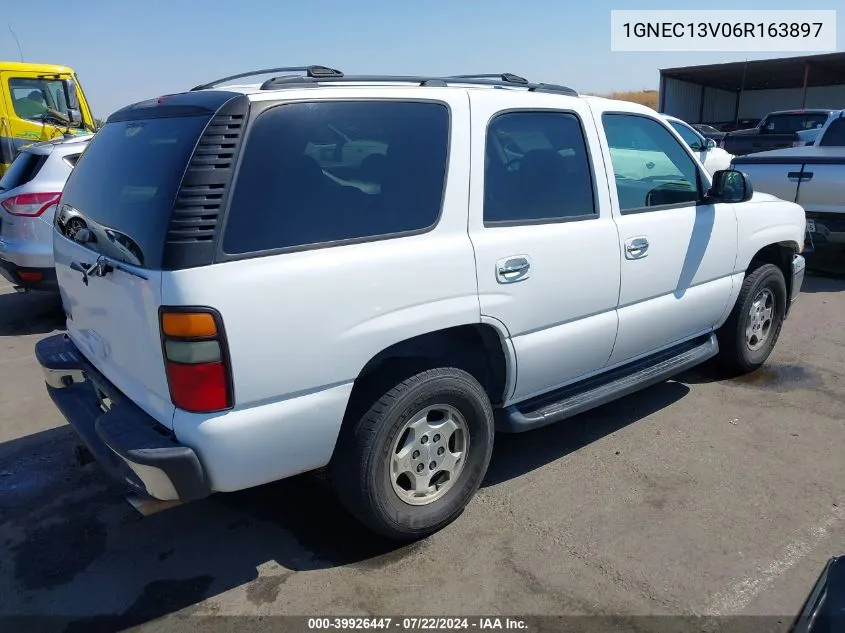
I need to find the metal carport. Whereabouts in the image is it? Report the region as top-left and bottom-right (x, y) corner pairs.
(659, 52), (845, 126)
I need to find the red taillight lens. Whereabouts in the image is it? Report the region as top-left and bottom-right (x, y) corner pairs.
(0, 192), (61, 216)
(166, 361), (228, 412)
(160, 309), (232, 413)
(19, 271), (44, 282)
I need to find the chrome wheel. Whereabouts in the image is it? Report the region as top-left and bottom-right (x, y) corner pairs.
(389, 405), (469, 506)
(746, 287), (775, 351)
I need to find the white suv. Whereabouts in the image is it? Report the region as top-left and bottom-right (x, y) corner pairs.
(36, 67), (806, 540)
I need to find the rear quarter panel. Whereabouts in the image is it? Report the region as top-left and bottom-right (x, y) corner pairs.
(161, 89), (480, 489)
(736, 162), (802, 203)
(796, 164), (845, 215)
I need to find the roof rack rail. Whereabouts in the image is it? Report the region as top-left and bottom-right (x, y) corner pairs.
(448, 73), (529, 85)
(258, 74), (578, 96)
(191, 65), (342, 91)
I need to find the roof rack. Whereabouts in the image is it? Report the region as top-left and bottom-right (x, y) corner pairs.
(448, 73), (529, 85)
(191, 65), (342, 91)
(257, 71), (578, 96)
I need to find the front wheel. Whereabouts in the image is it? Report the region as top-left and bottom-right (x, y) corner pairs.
(330, 367), (494, 541)
(716, 263), (787, 374)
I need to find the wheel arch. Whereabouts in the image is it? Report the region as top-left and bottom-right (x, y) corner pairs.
(342, 323), (513, 426)
(746, 240), (799, 315)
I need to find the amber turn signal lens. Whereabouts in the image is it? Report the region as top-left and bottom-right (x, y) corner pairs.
(161, 312), (218, 338)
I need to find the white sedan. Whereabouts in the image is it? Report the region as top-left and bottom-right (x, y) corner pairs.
(660, 114), (735, 176)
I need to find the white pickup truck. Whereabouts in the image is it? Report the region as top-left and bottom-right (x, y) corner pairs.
(35, 68), (806, 540)
(732, 110), (845, 251)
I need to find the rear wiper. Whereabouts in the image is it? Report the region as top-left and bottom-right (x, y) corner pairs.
(70, 255), (148, 286)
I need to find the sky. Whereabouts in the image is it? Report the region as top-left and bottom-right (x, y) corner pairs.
(2, 0), (842, 118)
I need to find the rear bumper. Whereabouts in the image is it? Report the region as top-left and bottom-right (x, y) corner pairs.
(35, 333), (210, 502)
(805, 214), (845, 248)
(0, 257), (57, 291)
(0, 232), (54, 268)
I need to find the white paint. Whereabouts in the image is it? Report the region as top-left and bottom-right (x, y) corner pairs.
(707, 504), (845, 615)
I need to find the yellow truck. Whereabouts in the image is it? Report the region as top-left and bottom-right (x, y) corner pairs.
(1, 62), (96, 176)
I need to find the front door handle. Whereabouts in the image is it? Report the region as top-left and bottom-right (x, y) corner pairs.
(496, 256), (531, 283)
(625, 237), (649, 259)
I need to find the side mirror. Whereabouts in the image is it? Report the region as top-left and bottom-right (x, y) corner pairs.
(68, 109), (82, 124)
(64, 78), (80, 110)
(707, 169), (754, 203)
(705, 138), (717, 149)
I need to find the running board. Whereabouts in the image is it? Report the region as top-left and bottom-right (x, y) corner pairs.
(496, 333), (718, 433)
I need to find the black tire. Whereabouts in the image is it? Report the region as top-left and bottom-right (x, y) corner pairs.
(330, 367), (494, 541)
(716, 263), (787, 374)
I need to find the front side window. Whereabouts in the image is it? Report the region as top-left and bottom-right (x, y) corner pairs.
(8, 78), (72, 123)
(483, 111), (596, 224)
(222, 101), (449, 255)
(602, 114), (701, 213)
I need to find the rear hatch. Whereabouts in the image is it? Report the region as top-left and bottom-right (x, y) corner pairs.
(54, 110), (216, 427)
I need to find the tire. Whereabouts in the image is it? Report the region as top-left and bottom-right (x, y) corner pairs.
(716, 263), (787, 374)
(330, 367), (494, 541)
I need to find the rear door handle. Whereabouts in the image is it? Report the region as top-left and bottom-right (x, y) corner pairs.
(625, 237), (649, 259)
(496, 256), (531, 283)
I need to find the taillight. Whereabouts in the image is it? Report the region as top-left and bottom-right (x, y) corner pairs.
(0, 192), (61, 216)
(160, 309), (232, 413)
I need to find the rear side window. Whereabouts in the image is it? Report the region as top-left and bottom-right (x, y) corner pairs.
(484, 111), (596, 225)
(64, 153), (82, 167)
(0, 151), (47, 191)
(57, 115), (211, 268)
(222, 101), (449, 255)
(819, 118), (845, 146)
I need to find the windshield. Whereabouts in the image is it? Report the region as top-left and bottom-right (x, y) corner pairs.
(694, 124), (719, 134)
(8, 77), (74, 125)
(669, 121), (705, 149)
(762, 113), (830, 134)
(819, 118), (845, 146)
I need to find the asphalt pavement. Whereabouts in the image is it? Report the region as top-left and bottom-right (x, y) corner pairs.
(1, 273), (843, 632)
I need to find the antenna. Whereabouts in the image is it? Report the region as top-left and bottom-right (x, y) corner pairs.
(8, 24), (23, 62)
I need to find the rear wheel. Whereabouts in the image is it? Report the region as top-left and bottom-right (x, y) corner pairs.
(330, 367), (494, 541)
(716, 263), (787, 374)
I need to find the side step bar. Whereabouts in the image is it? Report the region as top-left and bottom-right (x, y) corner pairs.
(496, 333), (718, 433)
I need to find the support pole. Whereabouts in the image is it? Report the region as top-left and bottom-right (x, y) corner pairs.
(801, 63), (810, 109)
(734, 59), (748, 128)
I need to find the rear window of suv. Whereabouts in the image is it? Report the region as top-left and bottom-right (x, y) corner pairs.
(762, 113), (830, 133)
(221, 101), (449, 256)
(0, 151), (47, 192)
(57, 115), (211, 268)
